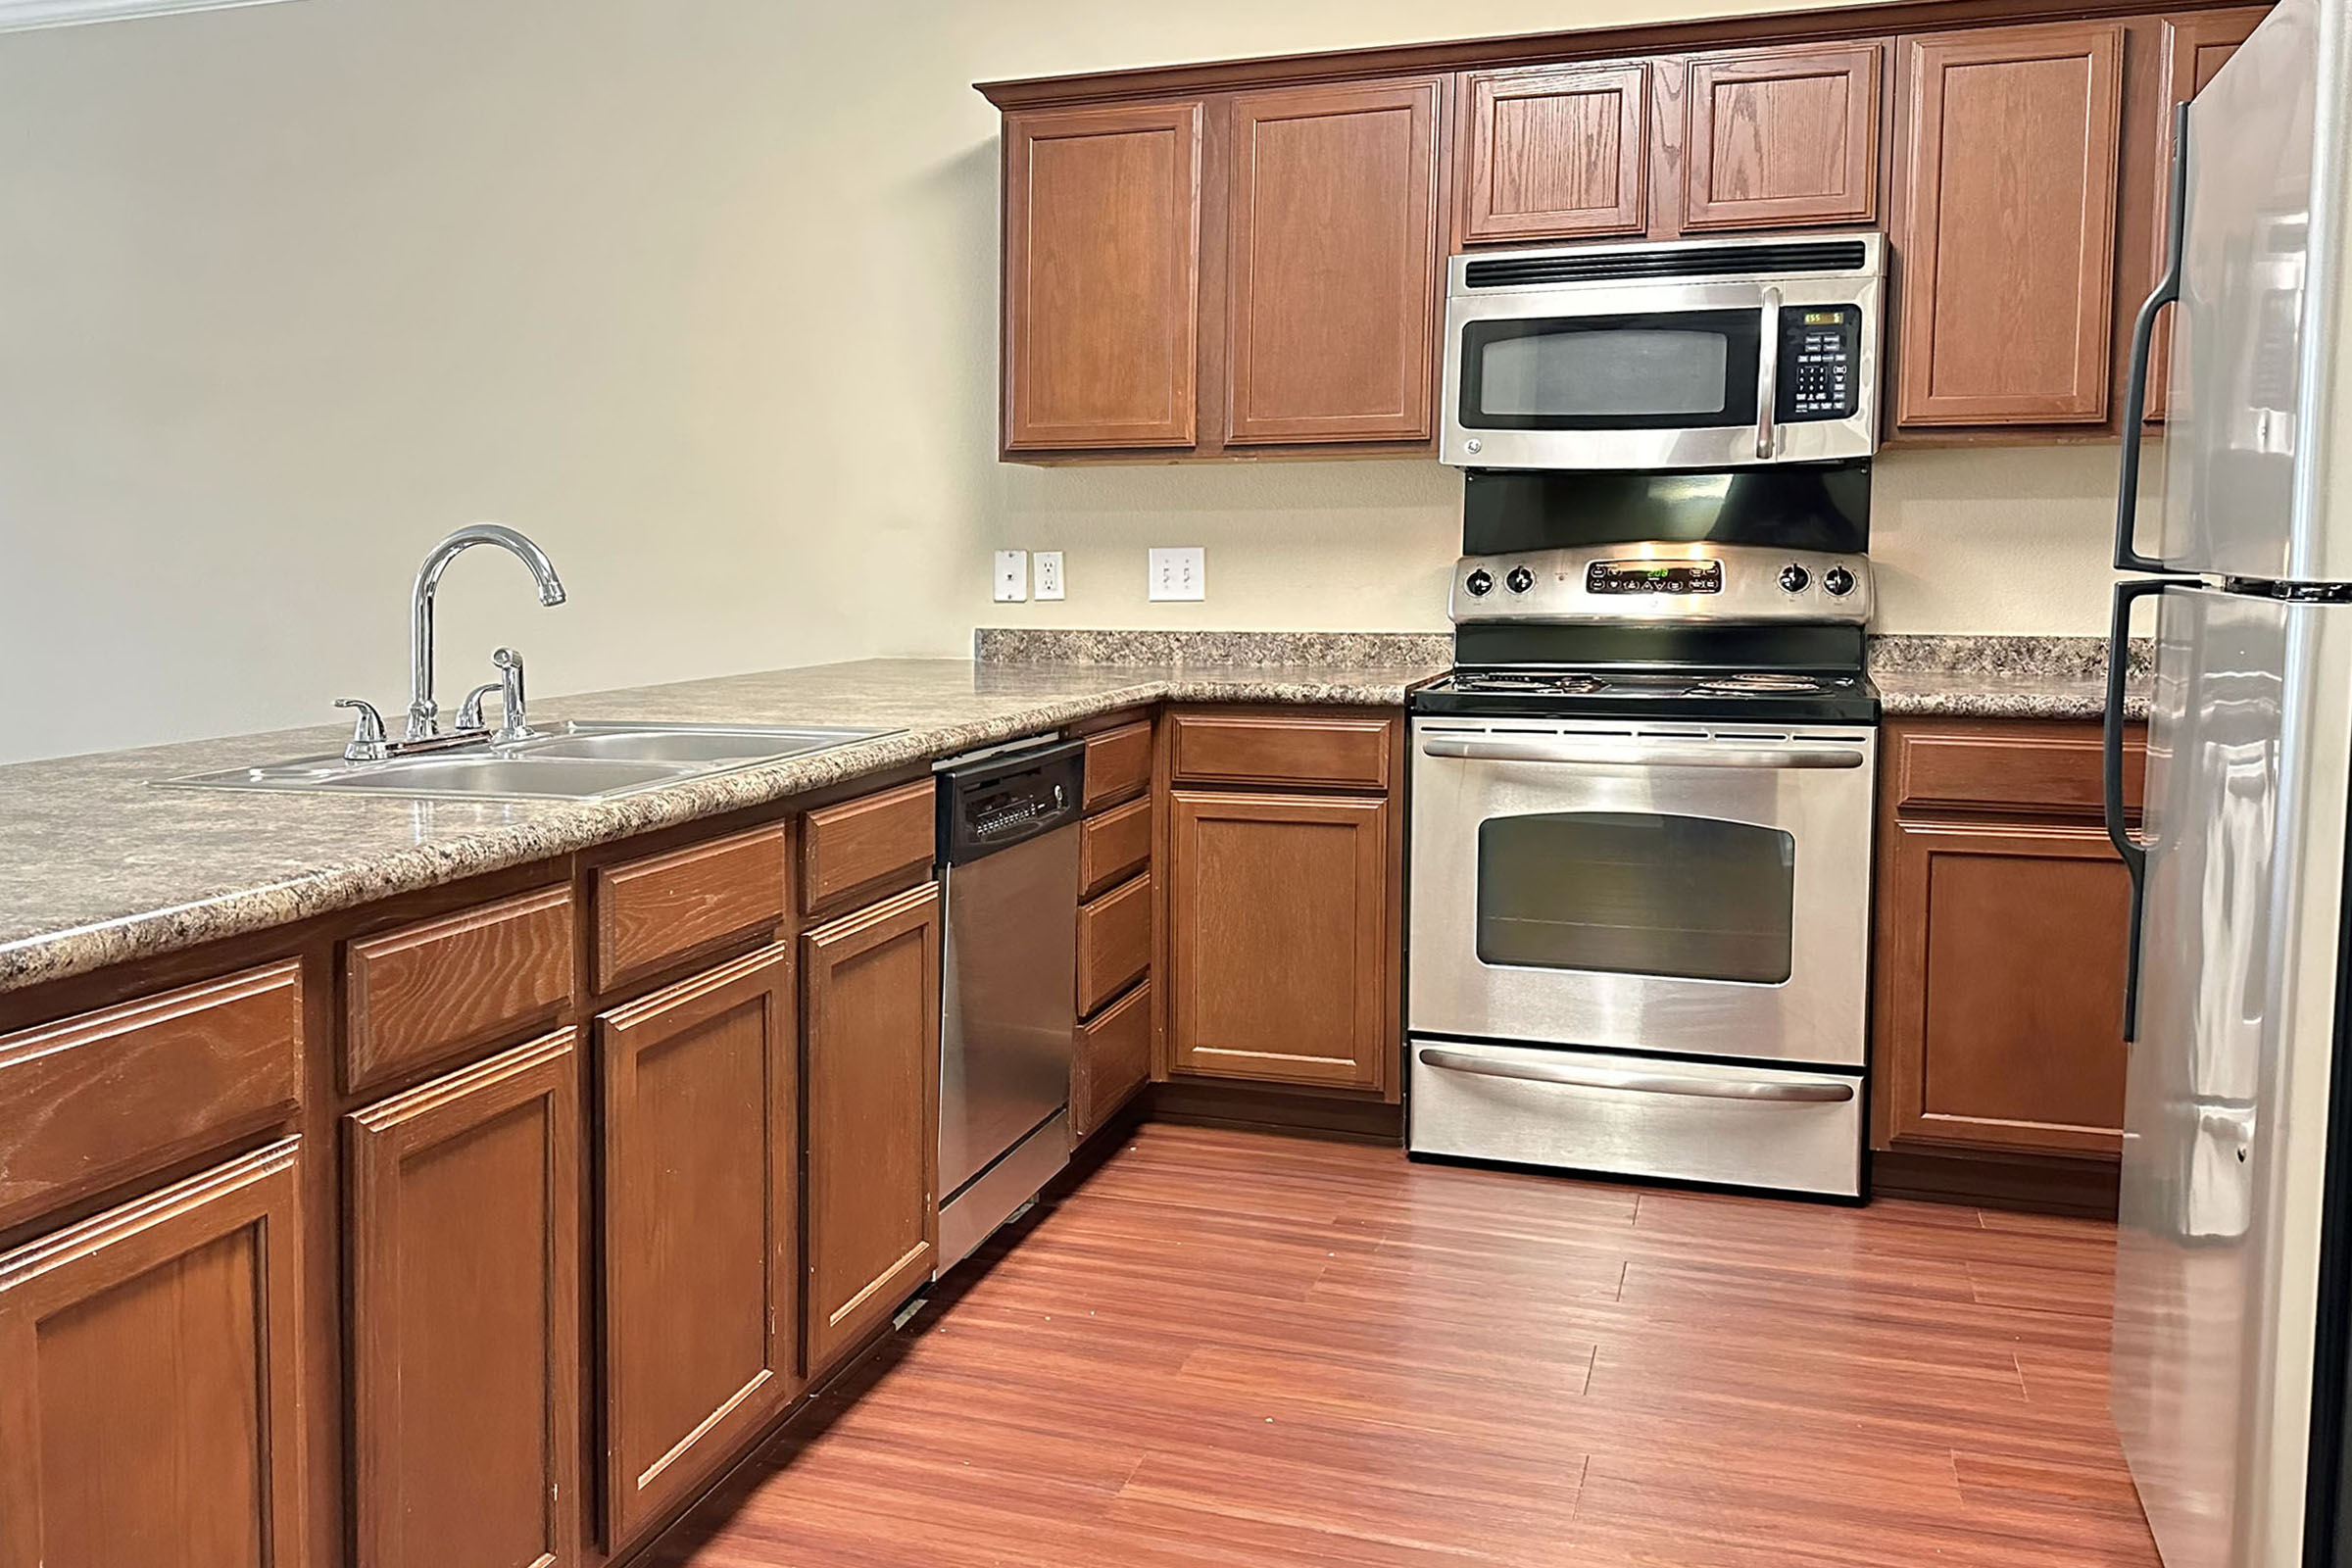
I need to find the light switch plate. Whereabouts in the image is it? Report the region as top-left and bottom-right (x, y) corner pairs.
(994, 550), (1028, 603)
(1033, 551), (1065, 601)
(1148, 546), (1205, 602)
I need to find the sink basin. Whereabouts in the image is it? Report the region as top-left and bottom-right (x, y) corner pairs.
(161, 721), (901, 802)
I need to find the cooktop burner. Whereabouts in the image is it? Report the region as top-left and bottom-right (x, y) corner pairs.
(1414, 665), (1878, 724)
(1446, 671), (1608, 696)
(1694, 672), (1826, 694)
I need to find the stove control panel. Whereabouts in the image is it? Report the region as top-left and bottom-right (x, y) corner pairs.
(1452, 543), (1872, 625)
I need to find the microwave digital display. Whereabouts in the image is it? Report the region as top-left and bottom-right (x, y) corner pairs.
(1586, 560), (1725, 595)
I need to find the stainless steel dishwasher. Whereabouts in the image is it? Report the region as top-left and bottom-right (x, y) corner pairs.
(935, 737), (1084, 1272)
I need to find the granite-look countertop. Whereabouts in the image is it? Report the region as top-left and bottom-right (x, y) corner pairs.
(1867, 635), (2151, 722)
(0, 656), (1444, 999)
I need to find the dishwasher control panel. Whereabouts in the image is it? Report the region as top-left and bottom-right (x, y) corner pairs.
(938, 739), (1086, 864)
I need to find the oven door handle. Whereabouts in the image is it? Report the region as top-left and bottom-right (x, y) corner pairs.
(1418, 736), (1866, 769)
(1416, 1048), (1855, 1104)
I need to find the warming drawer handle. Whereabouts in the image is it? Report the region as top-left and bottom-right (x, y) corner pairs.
(1419, 736), (1865, 770)
(1417, 1048), (1855, 1104)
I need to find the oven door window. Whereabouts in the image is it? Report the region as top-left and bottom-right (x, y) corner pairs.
(1475, 811), (1794, 984)
(1458, 310), (1762, 431)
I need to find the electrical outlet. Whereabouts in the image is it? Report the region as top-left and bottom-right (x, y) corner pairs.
(1147, 546), (1205, 602)
(1033, 551), (1065, 601)
(994, 550), (1028, 603)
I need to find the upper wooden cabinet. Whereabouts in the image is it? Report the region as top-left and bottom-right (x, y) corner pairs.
(1455, 62), (1648, 244)
(2146, 7), (2268, 422)
(0, 1140), (306, 1568)
(1680, 43), (1884, 231)
(1225, 79), (1445, 444)
(1003, 102), (1202, 451)
(1892, 23), (2126, 426)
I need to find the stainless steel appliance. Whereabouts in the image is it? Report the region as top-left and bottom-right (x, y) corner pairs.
(1441, 232), (1884, 471)
(935, 738), (1083, 1272)
(2103, 2), (2352, 1560)
(1406, 466), (1878, 1199)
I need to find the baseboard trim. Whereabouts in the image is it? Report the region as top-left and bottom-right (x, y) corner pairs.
(1872, 1147), (2120, 1219)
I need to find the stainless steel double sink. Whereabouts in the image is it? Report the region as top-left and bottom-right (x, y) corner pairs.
(164, 720), (903, 802)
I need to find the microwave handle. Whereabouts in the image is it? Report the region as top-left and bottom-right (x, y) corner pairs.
(1754, 286), (1782, 460)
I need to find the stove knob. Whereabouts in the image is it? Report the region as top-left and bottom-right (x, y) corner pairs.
(1465, 568), (1494, 597)
(1778, 564), (1811, 594)
(1824, 566), (1857, 597)
(1505, 566), (1536, 594)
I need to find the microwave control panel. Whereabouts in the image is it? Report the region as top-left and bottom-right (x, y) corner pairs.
(1779, 306), (1862, 421)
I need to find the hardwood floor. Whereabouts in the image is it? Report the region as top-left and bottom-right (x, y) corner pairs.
(653, 1124), (2154, 1567)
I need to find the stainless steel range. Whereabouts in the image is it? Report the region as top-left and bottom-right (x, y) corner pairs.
(1405, 466), (1880, 1199)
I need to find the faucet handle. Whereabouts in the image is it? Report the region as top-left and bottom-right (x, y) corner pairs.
(335, 699), (390, 762)
(491, 648), (532, 744)
(454, 682), (500, 735)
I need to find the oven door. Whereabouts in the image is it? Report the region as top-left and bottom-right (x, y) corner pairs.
(1440, 276), (1881, 470)
(1407, 716), (1875, 1066)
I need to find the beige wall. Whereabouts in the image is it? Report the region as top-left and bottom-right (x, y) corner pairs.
(0, 0), (2122, 764)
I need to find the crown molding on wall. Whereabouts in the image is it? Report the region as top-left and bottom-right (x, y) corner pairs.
(0, 0), (298, 31)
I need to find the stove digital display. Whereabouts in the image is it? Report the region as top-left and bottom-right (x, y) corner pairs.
(1585, 559), (1724, 595)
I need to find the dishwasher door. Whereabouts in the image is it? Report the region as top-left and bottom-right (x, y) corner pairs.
(937, 739), (1084, 1271)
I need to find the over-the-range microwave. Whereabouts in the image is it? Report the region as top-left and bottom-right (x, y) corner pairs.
(1440, 232), (1885, 470)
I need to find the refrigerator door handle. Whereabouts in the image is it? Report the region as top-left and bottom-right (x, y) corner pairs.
(2105, 575), (2190, 1043)
(2115, 102), (2191, 572)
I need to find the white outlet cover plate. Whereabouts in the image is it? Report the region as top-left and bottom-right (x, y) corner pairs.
(994, 550), (1028, 603)
(1148, 546), (1205, 602)
(1033, 551), (1065, 601)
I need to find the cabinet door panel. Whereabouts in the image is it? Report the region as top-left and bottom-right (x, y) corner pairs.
(1876, 822), (2130, 1156)
(803, 883), (940, 1375)
(1683, 44), (1881, 231)
(350, 1032), (581, 1568)
(1168, 791), (1389, 1089)
(1457, 63), (1647, 242)
(1894, 23), (2124, 425)
(599, 946), (797, 1549)
(1004, 102), (1201, 450)
(2146, 8), (2268, 423)
(1226, 79), (1443, 444)
(0, 1139), (304, 1568)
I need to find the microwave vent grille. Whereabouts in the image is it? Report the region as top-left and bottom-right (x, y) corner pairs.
(1462, 239), (1871, 290)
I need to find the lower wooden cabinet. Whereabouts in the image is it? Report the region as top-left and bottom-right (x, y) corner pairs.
(803, 882), (941, 1375)
(347, 1031), (581, 1568)
(0, 1138), (306, 1568)
(1166, 790), (1392, 1090)
(598, 945), (798, 1549)
(1073, 979), (1152, 1139)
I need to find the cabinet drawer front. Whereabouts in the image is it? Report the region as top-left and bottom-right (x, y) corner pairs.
(1083, 721), (1153, 811)
(1072, 980), (1152, 1140)
(596, 823), (789, 991)
(1078, 871), (1152, 1017)
(1080, 795), (1152, 899)
(0, 961), (304, 1235)
(1890, 724), (2144, 817)
(803, 780), (936, 915)
(1170, 711), (1394, 791)
(345, 886), (576, 1096)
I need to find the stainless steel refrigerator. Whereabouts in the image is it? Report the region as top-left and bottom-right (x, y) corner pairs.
(2106, 2), (2352, 1563)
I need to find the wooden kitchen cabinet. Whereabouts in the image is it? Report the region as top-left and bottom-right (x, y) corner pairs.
(1679, 43), (1883, 231)
(598, 945), (798, 1548)
(0, 1138), (305, 1568)
(1167, 790), (1392, 1091)
(1226, 78), (1445, 444)
(803, 882), (940, 1376)
(1002, 101), (1202, 451)
(348, 1032), (581, 1568)
(1892, 22), (2125, 426)
(1872, 718), (2147, 1212)
(1454, 61), (1648, 244)
(2146, 7), (2269, 422)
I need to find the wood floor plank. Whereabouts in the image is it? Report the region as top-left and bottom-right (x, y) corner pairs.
(657, 1125), (2158, 1568)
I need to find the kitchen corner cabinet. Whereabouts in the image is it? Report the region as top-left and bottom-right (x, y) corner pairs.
(0, 1138), (306, 1568)
(1003, 102), (1202, 451)
(803, 881), (940, 1376)
(348, 1032), (581, 1568)
(1891, 23), (2125, 427)
(598, 945), (798, 1549)
(1872, 720), (2147, 1195)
